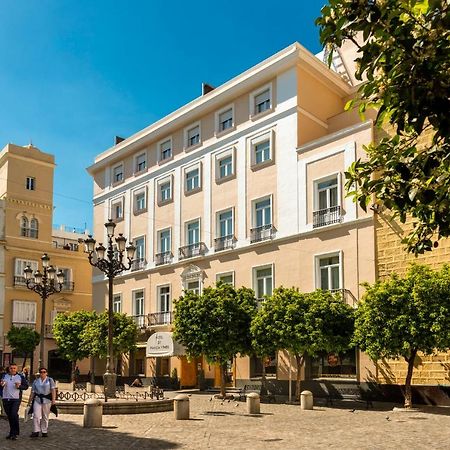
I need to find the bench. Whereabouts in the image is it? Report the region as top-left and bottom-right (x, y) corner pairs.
(322, 385), (374, 409)
(238, 384), (276, 403)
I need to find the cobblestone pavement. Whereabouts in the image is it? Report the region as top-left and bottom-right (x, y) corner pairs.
(0, 394), (449, 449)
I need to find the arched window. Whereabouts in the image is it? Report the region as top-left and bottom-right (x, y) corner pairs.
(30, 218), (39, 239)
(20, 217), (29, 237)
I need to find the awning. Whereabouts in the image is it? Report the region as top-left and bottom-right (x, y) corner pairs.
(146, 332), (186, 357)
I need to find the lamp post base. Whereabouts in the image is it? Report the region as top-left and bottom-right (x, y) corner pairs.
(103, 372), (117, 401)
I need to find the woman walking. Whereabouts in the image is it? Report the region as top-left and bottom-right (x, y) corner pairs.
(30, 367), (56, 438)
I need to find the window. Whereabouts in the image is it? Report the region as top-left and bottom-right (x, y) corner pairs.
(216, 272), (234, 286)
(187, 220), (200, 245)
(113, 294), (122, 313)
(20, 217), (28, 237)
(317, 177), (339, 210)
(254, 88), (271, 115)
(112, 200), (123, 221)
(14, 258), (38, 285)
(159, 229), (171, 253)
(59, 268), (71, 282)
(133, 290), (145, 327)
(254, 266), (273, 299)
(159, 139), (172, 161)
(160, 181), (171, 203)
(317, 254), (341, 291)
(218, 108), (233, 133)
(112, 164), (124, 183)
(12, 300), (36, 325)
(251, 131), (274, 167)
(310, 349), (356, 379)
(134, 237), (145, 261)
(26, 177), (35, 191)
(29, 219), (38, 238)
(255, 198), (271, 228)
(219, 156), (233, 179)
(134, 190), (146, 213)
(186, 280), (201, 295)
(250, 353), (277, 378)
(313, 176), (341, 228)
(21, 217), (38, 239)
(185, 168), (200, 192)
(186, 125), (200, 148)
(218, 210), (233, 238)
(135, 153), (147, 173)
(255, 140), (270, 165)
(158, 286), (171, 312)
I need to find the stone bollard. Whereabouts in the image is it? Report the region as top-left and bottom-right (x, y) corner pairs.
(86, 382), (95, 393)
(174, 394), (190, 420)
(246, 392), (260, 415)
(300, 390), (313, 410)
(83, 398), (103, 428)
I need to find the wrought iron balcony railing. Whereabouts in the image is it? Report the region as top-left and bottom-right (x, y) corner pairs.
(155, 251), (173, 266)
(131, 258), (146, 271)
(149, 311), (173, 326)
(61, 281), (75, 292)
(250, 224), (275, 243)
(178, 242), (207, 260)
(13, 276), (27, 286)
(132, 315), (148, 328)
(12, 322), (36, 330)
(330, 288), (358, 307)
(214, 235), (235, 252)
(312, 205), (342, 228)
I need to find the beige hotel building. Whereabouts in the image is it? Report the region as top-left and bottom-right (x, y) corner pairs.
(88, 41), (377, 393)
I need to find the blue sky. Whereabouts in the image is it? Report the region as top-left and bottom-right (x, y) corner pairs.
(0, 0), (326, 231)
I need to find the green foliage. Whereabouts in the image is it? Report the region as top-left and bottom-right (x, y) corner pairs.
(317, 1), (450, 254)
(7, 326), (40, 357)
(81, 311), (138, 358)
(251, 287), (354, 358)
(173, 283), (257, 366)
(52, 310), (96, 364)
(355, 264), (450, 360)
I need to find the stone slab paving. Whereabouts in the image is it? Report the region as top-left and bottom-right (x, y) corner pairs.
(0, 394), (449, 449)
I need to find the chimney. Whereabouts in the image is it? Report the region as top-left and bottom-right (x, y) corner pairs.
(202, 83), (215, 96)
(114, 136), (125, 145)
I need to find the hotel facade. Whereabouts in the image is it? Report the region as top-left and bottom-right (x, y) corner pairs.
(88, 42), (378, 392)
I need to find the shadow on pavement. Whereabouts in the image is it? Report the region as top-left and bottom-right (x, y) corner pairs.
(0, 416), (181, 450)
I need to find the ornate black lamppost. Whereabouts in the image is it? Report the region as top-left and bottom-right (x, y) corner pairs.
(24, 254), (64, 371)
(84, 219), (135, 399)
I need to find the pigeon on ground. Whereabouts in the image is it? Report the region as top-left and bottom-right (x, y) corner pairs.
(386, 416), (391, 421)
(235, 403), (239, 407)
(349, 409), (356, 413)
(209, 397), (213, 402)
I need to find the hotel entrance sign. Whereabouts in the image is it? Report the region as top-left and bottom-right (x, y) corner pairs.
(146, 332), (174, 357)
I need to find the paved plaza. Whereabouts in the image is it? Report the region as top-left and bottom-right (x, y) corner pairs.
(0, 394), (449, 449)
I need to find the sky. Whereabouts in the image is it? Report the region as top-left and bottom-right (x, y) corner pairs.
(0, 0), (326, 232)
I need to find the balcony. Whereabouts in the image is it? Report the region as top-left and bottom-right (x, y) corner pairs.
(13, 276), (27, 287)
(330, 288), (358, 307)
(52, 241), (79, 252)
(313, 206), (342, 228)
(214, 235), (235, 252)
(250, 225), (275, 243)
(61, 281), (75, 292)
(155, 251), (173, 266)
(13, 277), (74, 291)
(178, 242), (207, 260)
(12, 322), (35, 330)
(131, 258), (146, 271)
(149, 311), (173, 327)
(132, 315), (148, 328)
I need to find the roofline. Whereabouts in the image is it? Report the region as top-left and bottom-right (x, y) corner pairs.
(87, 42), (352, 175)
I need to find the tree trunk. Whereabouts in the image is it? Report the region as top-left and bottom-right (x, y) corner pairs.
(220, 362), (227, 399)
(260, 358), (268, 396)
(71, 360), (77, 383)
(294, 353), (304, 402)
(404, 348), (417, 409)
(22, 353), (28, 372)
(90, 357), (95, 384)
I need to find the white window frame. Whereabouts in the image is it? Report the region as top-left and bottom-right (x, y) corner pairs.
(184, 121), (202, 150)
(157, 174), (173, 204)
(113, 293), (122, 313)
(15, 259), (38, 277)
(250, 130), (275, 168)
(252, 195), (273, 228)
(313, 173), (342, 211)
(249, 83), (273, 118)
(157, 228), (172, 254)
(12, 300), (37, 325)
(184, 162), (202, 194)
(314, 251), (343, 291)
(133, 187), (147, 214)
(26, 177), (35, 191)
(215, 104), (235, 135)
(111, 197), (124, 221)
(158, 137), (173, 163)
(157, 284), (171, 313)
(216, 207), (234, 238)
(216, 271), (235, 287)
(185, 218), (201, 246)
(134, 152), (147, 174)
(185, 279), (201, 295)
(252, 264), (274, 299)
(215, 147), (235, 182)
(57, 267), (72, 283)
(133, 235), (146, 261)
(132, 289), (145, 326)
(112, 162), (124, 185)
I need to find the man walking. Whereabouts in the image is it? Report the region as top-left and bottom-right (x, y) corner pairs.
(1, 364), (22, 440)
